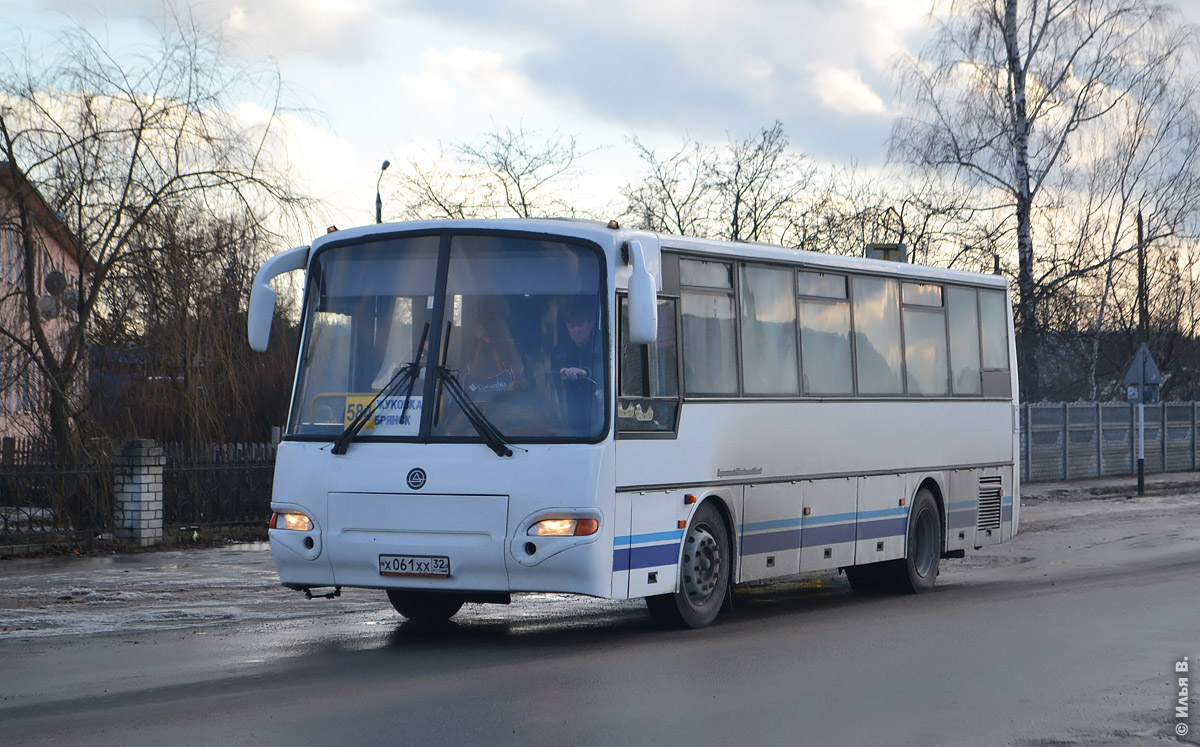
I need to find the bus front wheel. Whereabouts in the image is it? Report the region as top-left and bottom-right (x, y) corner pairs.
(645, 501), (730, 629)
(385, 590), (464, 623)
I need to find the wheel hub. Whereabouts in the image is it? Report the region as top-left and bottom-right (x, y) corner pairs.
(682, 525), (721, 605)
(912, 507), (937, 578)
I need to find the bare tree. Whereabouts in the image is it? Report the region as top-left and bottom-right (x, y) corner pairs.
(0, 15), (308, 457)
(623, 137), (716, 236)
(391, 146), (473, 221)
(712, 122), (813, 243)
(90, 210), (298, 450)
(390, 125), (590, 221)
(782, 166), (989, 267)
(622, 122), (812, 245)
(458, 125), (586, 218)
(891, 0), (1190, 399)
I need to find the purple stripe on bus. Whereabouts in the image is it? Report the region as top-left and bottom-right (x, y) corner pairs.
(613, 548), (630, 572)
(613, 542), (679, 572)
(947, 509), (976, 529)
(855, 516), (908, 540)
(800, 522), (856, 547)
(740, 529), (801, 556)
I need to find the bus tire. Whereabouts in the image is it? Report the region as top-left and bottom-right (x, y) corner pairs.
(893, 487), (941, 593)
(645, 501), (730, 629)
(385, 590), (464, 623)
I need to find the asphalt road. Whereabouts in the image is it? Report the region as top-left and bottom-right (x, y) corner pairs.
(2, 482), (1198, 746)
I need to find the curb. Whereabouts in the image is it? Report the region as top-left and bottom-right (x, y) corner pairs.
(1022, 474), (1200, 501)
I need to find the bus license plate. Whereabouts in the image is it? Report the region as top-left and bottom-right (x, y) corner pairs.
(379, 554), (450, 577)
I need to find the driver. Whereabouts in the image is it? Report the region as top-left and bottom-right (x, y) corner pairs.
(553, 299), (604, 433)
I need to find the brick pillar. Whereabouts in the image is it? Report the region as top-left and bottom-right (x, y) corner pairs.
(113, 439), (164, 547)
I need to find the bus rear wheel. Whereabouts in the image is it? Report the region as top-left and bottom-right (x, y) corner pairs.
(385, 590), (464, 623)
(895, 487), (941, 593)
(845, 488), (941, 595)
(645, 501), (730, 629)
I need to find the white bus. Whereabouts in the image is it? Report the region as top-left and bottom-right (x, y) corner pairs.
(248, 218), (1018, 628)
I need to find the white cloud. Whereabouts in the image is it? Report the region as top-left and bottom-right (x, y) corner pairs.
(807, 64), (888, 116)
(15, 0), (945, 229)
(397, 47), (535, 115)
(229, 100), (366, 235)
(214, 0), (381, 62)
(396, 0), (930, 159)
(32, 0), (384, 63)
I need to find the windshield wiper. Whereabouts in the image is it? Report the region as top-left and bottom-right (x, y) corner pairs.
(331, 323), (429, 455)
(435, 366), (514, 457)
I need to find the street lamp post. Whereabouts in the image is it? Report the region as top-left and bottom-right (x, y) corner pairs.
(375, 159), (391, 224)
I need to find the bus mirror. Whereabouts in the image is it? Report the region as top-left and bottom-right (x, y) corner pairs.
(626, 240), (658, 344)
(248, 245), (309, 352)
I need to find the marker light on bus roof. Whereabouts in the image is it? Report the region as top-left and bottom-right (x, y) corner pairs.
(270, 511), (313, 532)
(528, 518), (599, 537)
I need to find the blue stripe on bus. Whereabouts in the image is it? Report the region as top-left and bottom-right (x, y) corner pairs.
(614, 530), (684, 548)
(739, 506), (907, 534)
(612, 542), (680, 572)
(739, 515), (913, 557)
(739, 517), (805, 533)
(732, 495), (1019, 560)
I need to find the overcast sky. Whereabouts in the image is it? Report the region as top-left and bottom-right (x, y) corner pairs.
(6, 0), (1200, 237)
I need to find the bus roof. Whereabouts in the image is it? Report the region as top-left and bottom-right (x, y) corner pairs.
(312, 218), (1010, 290)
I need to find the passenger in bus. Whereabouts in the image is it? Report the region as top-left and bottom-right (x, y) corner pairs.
(553, 300), (604, 433)
(463, 300), (522, 399)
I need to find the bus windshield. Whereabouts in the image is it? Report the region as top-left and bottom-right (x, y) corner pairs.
(287, 232), (608, 443)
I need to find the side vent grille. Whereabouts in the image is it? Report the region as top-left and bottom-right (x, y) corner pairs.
(977, 476), (1002, 530)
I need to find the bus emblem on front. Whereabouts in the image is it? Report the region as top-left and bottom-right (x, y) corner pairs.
(407, 468), (427, 490)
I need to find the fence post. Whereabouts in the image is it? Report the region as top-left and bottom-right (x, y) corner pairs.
(1096, 401), (1102, 478)
(1162, 401), (1168, 473)
(1129, 402), (1136, 473)
(1023, 403), (1031, 482)
(1062, 403), (1069, 480)
(112, 439), (164, 547)
(1, 436), (13, 468)
(1193, 402), (1197, 472)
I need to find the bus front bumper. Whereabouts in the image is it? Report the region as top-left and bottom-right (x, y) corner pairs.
(269, 492), (614, 599)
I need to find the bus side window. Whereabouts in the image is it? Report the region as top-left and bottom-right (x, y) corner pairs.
(740, 265), (799, 395)
(618, 297), (680, 434)
(979, 290), (1010, 370)
(946, 286), (982, 395)
(901, 283), (949, 396)
(798, 272), (853, 396)
(978, 288), (1012, 398)
(679, 259), (737, 395)
(851, 276), (904, 395)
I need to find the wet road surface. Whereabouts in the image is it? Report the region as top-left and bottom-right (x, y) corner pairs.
(2, 484), (1198, 745)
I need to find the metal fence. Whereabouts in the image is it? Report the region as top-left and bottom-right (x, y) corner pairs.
(1, 440), (276, 548)
(1021, 402), (1200, 482)
(161, 442), (277, 529)
(0, 464), (114, 547)
(4, 407), (1196, 547)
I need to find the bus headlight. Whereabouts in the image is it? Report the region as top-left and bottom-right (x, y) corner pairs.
(528, 518), (599, 537)
(270, 511), (313, 531)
